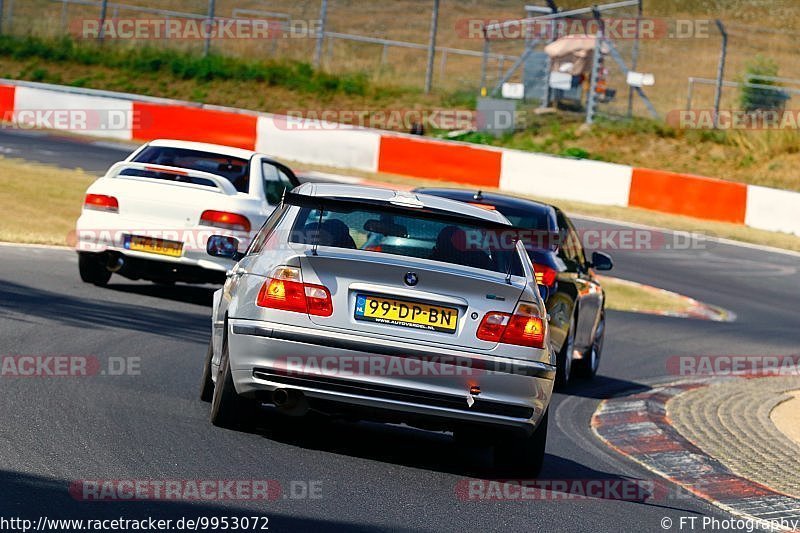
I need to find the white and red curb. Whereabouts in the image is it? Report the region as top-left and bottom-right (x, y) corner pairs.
(592, 378), (800, 531)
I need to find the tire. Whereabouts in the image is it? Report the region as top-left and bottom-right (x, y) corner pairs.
(210, 338), (259, 429)
(78, 253), (111, 286)
(493, 410), (549, 478)
(554, 314), (576, 390)
(199, 340), (215, 403)
(574, 311), (605, 379)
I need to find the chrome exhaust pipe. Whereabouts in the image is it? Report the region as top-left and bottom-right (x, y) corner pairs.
(273, 388), (291, 407)
(272, 388), (308, 416)
(106, 255), (124, 273)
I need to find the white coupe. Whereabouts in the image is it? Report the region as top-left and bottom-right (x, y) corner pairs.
(74, 139), (299, 285)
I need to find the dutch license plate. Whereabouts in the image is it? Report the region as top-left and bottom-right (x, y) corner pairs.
(354, 295), (458, 333)
(124, 235), (183, 257)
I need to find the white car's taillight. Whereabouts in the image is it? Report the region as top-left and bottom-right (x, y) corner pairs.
(84, 194), (119, 213)
(200, 210), (251, 232)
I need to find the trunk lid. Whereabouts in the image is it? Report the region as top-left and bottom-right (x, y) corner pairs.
(90, 162), (263, 242)
(299, 250), (525, 350)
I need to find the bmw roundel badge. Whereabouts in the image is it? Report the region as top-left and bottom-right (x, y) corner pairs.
(404, 272), (418, 286)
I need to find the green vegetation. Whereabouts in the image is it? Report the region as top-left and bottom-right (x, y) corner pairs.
(739, 55), (790, 112)
(0, 35), (368, 96)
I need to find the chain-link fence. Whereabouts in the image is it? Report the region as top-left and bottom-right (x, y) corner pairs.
(1, 0), (799, 124)
(681, 22), (800, 120)
(477, 1), (649, 124)
(0, 0), (521, 94)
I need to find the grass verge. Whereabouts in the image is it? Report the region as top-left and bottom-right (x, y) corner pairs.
(0, 156), (94, 245)
(600, 276), (695, 315)
(599, 275), (731, 321)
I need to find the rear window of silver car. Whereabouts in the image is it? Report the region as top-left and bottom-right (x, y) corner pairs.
(289, 206), (523, 275)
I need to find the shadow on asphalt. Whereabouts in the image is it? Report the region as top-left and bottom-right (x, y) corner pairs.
(0, 280), (209, 342)
(218, 410), (700, 513)
(559, 374), (651, 399)
(106, 282), (216, 307)
(0, 470), (385, 533)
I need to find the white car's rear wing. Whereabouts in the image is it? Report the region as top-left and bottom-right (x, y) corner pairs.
(104, 162), (239, 195)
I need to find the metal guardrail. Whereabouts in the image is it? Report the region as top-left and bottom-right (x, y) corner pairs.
(685, 77), (800, 111)
(744, 74), (800, 86)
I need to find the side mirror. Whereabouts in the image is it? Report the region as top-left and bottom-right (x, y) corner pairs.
(207, 235), (244, 261)
(591, 251), (613, 271)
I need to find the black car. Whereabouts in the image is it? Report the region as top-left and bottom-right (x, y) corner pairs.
(413, 188), (613, 388)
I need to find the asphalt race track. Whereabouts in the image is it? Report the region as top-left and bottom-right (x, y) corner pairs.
(1, 130), (799, 532)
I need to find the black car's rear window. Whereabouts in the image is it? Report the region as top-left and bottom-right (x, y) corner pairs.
(493, 206), (557, 232)
(131, 146), (251, 192)
(289, 205), (523, 275)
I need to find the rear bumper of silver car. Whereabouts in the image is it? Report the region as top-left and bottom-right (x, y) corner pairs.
(228, 319), (555, 433)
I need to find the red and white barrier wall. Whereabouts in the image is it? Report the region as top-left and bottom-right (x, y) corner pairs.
(1, 80), (798, 237)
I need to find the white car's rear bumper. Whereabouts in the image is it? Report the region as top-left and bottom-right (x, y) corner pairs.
(75, 210), (248, 273)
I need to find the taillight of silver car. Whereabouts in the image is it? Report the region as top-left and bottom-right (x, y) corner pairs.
(256, 266), (333, 317)
(476, 302), (545, 348)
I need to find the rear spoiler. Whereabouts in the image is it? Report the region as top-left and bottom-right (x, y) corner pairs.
(104, 162), (238, 195)
(283, 190), (514, 231)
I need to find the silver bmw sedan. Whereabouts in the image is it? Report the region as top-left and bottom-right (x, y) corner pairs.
(201, 183), (555, 475)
